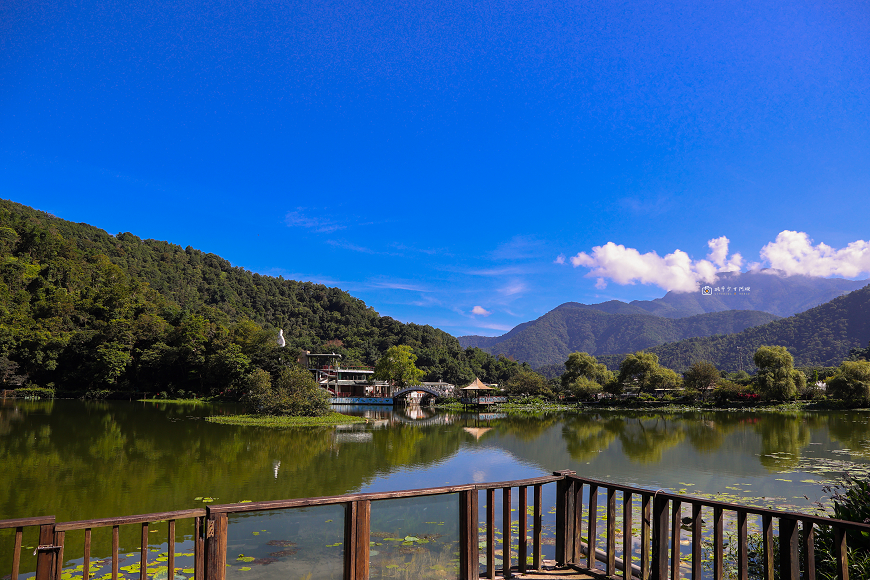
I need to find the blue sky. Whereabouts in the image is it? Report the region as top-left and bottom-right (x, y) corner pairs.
(2, 0), (869, 337)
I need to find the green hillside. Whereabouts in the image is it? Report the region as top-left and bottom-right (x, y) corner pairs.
(459, 304), (779, 368)
(0, 199), (525, 394)
(596, 284), (870, 372)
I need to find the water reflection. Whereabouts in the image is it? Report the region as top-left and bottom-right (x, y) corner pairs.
(3, 400), (870, 530)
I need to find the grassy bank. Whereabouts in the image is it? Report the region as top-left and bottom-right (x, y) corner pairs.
(205, 412), (366, 427)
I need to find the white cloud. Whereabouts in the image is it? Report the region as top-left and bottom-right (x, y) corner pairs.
(554, 254), (566, 264)
(567, 231), (870, 293)
(759, 231), (870, 277)
(471, 305), (491, 316)
(569, 236), (742, 293)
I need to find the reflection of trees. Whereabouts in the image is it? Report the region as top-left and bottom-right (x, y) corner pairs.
(617, 416), (686, 464)
(561, 415), (621, 461)
(753, 412), (812, 471)
(823, 412), (870, 458)
(488, 414), (562, 441)
(681, 412), (744, 454)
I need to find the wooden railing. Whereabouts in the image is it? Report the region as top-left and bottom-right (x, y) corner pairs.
(5, 470), (870, 580)
(559, 472), (870, 580)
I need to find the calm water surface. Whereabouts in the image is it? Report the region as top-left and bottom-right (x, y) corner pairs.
(3, 399), (870, 578)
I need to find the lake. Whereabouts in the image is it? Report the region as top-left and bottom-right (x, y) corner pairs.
(2, 399), (870, 578)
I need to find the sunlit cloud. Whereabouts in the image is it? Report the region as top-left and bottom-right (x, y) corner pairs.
(554, 254), (566, 264)
(759, 231), (870, 277)
(566, 231), (870, 293)
(471, 305), (491, 316)
(498, 281), (527, 296)
(568, 236), (742, 293)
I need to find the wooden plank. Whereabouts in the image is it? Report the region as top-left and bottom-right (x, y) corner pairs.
(194, 517), (203, 580)
(713, 507), (723, 580)
(518, 486), (528, 574)
(503, 487), (512, 578)
(565, 480), (575, 564)
(670, 500), (681, 580)
(55, 510), (205, 532)
(12, 526), (23, 580)
(83, 529), (91, 580)
(572, 482), (583, 566)
(35, 523), (55, 580)
(533, 484), (542, 571)
(487, 488), (495, 579)
(354, 501), (370, 580)
(167, 520), (175, 580)
(651, 495), (668, 580)
(586, 484), (598, 571)
(622, 492), (632, 580)
(762, 514), (773, 580)
(737, 511), (747, 580)
(555, 478), (567, 565)
(140, 523), (148, 580)
(779, 518), (799, 580)
(111, 526), (119, 580)
(344, 502), (356, 580)
(802, 520), (816, 580)
(834, 526), (848, 580)
(53, 531), (65, 580)
(691, 503), (702, 580)
(606, 487), (616, 577)
(641, 495), (650, 580)
(0, 517), (55, 530)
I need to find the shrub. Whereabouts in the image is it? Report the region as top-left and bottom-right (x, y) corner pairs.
(15, 385), (55, 399)
(245, 365), (331, 417)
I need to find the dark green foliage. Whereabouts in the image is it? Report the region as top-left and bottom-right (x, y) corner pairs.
(502, 368), (553, 398)
(459, 304), (780, 368)
(640, 285), (870, 372)
(244, 365), (331, 416)
(614, 352), (681, 395)
(754, 345), (805, 401)
(0, 199), (520, 397)
(827, 361), (870, 405)
(561, 352), (612, 400)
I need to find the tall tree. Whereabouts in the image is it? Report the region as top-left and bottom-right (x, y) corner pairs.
(753, 345), (805, 400)
(827, 361), (870, 405)
(614, 352), (681, 395)
(683, 361), (720, 399)
(374, 345), (424, 388)
(561, 352), (613, 400)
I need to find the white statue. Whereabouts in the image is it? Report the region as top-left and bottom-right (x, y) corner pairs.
(277, 329), (286, 347)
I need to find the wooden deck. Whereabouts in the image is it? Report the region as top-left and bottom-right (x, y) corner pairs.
(491, 562), (609, 579)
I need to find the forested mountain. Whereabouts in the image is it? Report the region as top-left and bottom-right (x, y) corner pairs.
(459, 304), (779, 368)
(595, 284), (870, 373)
(0, 199), (526, 394)
(591, 271), (867, 319)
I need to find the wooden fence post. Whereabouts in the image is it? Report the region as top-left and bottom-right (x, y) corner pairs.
(459, 490), (479, 580)
(552, 471), (575, 566)
(204, 513), (227, 580)
(651, 495), (668, 580)
(35, 523), (56, 580)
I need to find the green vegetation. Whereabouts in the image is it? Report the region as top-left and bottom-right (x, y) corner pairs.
(560, 352), (612, 400)
(244, 364), (331, 416)
(621, 285), (870, 372)
(0, 199), (531, 397)
(374, 345), (424, 388)
(205, 412), (365, 427)
(459, 304), (780, 368)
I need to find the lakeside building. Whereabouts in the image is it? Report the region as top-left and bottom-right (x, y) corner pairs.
(298, 351), (456, 402)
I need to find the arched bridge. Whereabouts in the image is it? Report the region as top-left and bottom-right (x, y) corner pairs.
(392, 384), (451, 402)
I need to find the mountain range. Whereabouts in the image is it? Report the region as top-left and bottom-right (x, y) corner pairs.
(460, 272), (867, 370)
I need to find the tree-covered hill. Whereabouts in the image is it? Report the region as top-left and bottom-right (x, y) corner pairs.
(459, 303), (779, 368)
(595, 284), (870, 373)
(0, 199), (526, 393)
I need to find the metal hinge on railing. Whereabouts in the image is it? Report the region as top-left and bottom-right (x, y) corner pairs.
(206, 520), (214, 538)
(33, 545), (61, 555)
